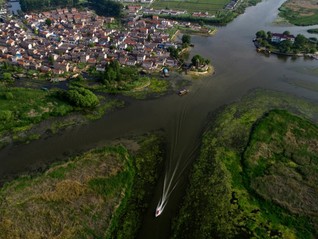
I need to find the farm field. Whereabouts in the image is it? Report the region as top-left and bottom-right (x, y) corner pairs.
(151, 0), (232, 14)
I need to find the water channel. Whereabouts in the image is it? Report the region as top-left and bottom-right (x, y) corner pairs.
(1, 0), (318, 238)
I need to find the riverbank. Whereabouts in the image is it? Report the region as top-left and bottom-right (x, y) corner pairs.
(171, 90), (318, 239)
(0, 133), (165, 238)
(0, 85), (124, 149)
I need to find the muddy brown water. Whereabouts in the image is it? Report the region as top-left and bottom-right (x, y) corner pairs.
(1, 0), (318, 238)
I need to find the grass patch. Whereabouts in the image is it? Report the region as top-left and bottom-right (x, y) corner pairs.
(171, 90), (318, 239)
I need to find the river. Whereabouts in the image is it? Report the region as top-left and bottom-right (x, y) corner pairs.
(1, 0), (318, 238)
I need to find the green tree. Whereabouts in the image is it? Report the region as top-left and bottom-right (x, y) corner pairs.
(283, 30), (290, 36)
(279, 40), (292, 53)
(2, 72), (12, 81)
(5, 92), (14, 100)
(182, 34), (191, 45)
(90, 0), (123, 17)
(45, 18), (52, 26)
(168, 47), (180, 59)
(191, 55), (206, 68)
(147, 34), (152, 42)
(294, 34), (307, 48)
(256, 30), (266, 39)
(63, 87), (99, 108)
(266, 31), (272, 40)
(0, 110), (13, 122)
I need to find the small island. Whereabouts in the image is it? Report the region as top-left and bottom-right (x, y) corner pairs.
(254, 30), (318, 58)
(185, 54), (213, 76)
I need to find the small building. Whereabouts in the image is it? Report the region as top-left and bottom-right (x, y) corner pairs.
(271, 33), (295, 44)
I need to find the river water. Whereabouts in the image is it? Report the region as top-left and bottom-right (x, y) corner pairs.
(1, 0), (318, 238)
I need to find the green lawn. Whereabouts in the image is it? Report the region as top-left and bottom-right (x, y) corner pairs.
(151, 0), (231, 14)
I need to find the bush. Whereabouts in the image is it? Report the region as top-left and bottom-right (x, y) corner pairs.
(5, 92), (14, 100)
(64, 87), (99, 108)
(0, 110), (13, 122)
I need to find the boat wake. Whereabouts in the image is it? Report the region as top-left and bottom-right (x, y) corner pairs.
(155, 100), (200, 217)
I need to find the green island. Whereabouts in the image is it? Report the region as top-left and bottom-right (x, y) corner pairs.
(278, 0), (318, 26)
(171, 90), (318, 239)
(0, 133), (165, 239)
(254, 30), (318, 56)
(307, 28), (318, 34)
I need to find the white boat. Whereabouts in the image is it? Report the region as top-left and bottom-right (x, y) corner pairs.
(155, 207), (163, 217)
(178, 89), (189, 96)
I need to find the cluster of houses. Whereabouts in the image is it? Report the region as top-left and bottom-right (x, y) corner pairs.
(0, 7), (180, 76)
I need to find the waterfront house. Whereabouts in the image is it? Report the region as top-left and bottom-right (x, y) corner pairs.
(271, 33), (295, 44)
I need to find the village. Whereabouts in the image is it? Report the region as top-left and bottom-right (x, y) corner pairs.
(0, 6), (199, 77)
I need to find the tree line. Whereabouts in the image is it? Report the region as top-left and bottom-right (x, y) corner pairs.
(20, 0), (79, 12)
(88, 0), (122, 17)
(19, 0), (122, 17)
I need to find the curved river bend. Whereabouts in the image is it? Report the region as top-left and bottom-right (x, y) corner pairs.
(1, 0), (318, 238)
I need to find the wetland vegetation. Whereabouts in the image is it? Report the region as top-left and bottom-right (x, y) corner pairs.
(279, 0), (318, 26)
(0, 133), (165, 239)
(171, 90), (318, 239)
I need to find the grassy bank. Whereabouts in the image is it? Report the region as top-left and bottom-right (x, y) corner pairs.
(0, 87), (72, 138)
(0, 86), (123, 148)
(0, 133), (165, 239)
(106, 134), (165, 238)
(279, 0), (318, 26)
(171, 90), (318, 239)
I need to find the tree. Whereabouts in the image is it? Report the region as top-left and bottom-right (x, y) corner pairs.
(48, 55), (54, 65)
(279, 40), (292, 53)
(5, 92), (14, 100)
(283, 30), (290, 36)
(182, 34), (191, 45)
(147, 34), (152, 42)
(90, 0), (123, 17)
(2, 73), (12, 81)
(191, 55), (205, 68)
(45, 18), (52, 26)
(168, 47), (180, 59)
(0, 110), (13, 122)
(64, 87), (99, 108)
(256, 30), (266, 39)
(294, 34), (307, 47)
